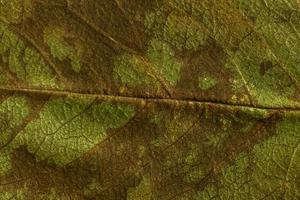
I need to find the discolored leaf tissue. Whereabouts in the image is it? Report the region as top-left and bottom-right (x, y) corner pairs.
(0, 0), (299, 199)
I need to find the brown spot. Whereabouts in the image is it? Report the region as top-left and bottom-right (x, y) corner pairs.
(259, 60), (273, 76)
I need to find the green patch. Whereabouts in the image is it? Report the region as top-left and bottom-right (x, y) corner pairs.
(225, 43), (299, 107)
(168, 0), (204, 19)
(198, 74), (218, 90)
(0, 153), (11, 176)
(38, 188), (70, 200)
(147, 39), (182, 86)
(0, 73), (8, 83)
(197, 116), (300, 200)
(0, 96), (30, 147)
(183, 167), (205, 183)
(113, 54), (156, 86)
(16, 189), (25, 200)
(0, 189), (24, 200)
(144, 7), (208, 51)
(0, 191), (14, 199)
(114, 39), (182, 87)
(0, 96), (30, 176)
(0, 23), (59, 88)
(44, 25), (83, 72)
(13, 97), (136, 166)
(127, 175), (152, 200)
(137, 145), (146, 158)
(218, 0), (300, 108)
(150, 114), (163, 125)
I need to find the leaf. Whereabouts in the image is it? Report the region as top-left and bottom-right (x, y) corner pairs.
(0, 0), (299, 199)
(0, 23), (59, 88)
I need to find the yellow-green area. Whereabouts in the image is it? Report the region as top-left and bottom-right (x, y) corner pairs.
(194, 0), (300, 108)
(197, 116), (300, 200)
(0, 189), (24, 200)
(231, 0), (300, 105)
(198, 74), (218, 90)
(0, 96), (30, 176)
(0, 23), (58, 88)
(114, 39), (182, 87)
(0, 73), (8, 84)
(113, 54), (156, 86)
(12, 96), (136, 166)
(38, 188), (71, 200)
(146, 39), (182, 86)
(144, 6), (208, 51)
(0, 0), (32, 24)
(153, 0), (300, 108)
(0, 192), (14, 200)
(0, 152), (11, 176)
(127, 175), (152, 200)
(44, 25), (83, 72)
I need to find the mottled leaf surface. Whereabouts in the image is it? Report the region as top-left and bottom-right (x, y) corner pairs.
(0, 0), (299, 199)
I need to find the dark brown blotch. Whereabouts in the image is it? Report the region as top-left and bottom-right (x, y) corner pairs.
(259, 60), (274, 76)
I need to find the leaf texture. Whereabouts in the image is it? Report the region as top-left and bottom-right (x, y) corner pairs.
(0, 0), (299, 199)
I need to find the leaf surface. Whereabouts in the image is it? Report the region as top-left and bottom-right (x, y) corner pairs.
(0, 0), (299, 199)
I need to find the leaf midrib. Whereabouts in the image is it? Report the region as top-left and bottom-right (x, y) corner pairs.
(0, 86), (299, 112)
